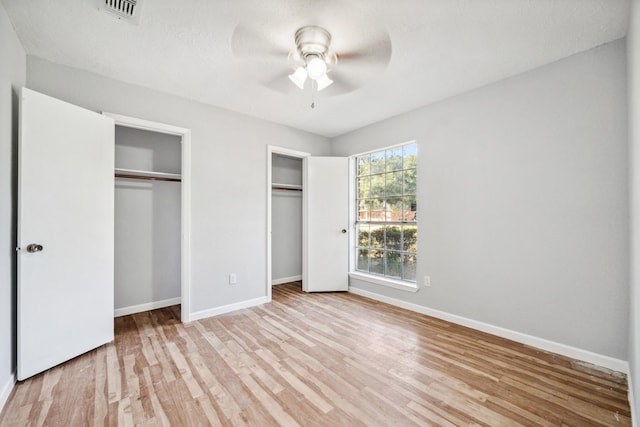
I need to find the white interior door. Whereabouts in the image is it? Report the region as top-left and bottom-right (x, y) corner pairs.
(18, 88), (115, 380)
(304, 156), (349, 292)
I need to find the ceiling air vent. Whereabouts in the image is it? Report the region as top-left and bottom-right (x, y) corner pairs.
(98, 0), (143, 24)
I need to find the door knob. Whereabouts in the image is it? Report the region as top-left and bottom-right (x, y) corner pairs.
(341, 229), (347, 234)
(26, 244), (43, 253)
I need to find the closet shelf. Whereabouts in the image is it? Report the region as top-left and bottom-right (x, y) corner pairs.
(115, 168), (181, 182)
(272, 183), (302, 192)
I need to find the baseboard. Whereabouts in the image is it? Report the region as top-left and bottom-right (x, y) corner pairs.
(114, 297), (182, 317)
(0, 373), (15, 414)
(189, 296), (269, 322)
(348, 286), (629, 374)
(272, 275), (302, 286)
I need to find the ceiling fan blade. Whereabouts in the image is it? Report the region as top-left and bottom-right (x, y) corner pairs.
(322, 31), (392, 94)
(323, 73), (360, 96)
(336, 33), (392, 67)
(260, 69), (302, 95)
(231, 23), (291, 60)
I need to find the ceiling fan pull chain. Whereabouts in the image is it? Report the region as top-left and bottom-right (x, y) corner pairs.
(311, 80), (316, 109)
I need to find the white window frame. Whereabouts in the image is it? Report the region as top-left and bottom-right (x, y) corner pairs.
(349, 141), (418, 293)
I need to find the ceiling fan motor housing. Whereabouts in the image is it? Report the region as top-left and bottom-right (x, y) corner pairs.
(294, 26), (332, 61)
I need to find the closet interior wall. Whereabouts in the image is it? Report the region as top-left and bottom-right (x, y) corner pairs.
(271, 154), (303, 285)
(114, 126), (182, 314)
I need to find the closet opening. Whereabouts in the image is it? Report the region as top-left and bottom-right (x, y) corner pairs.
(266, 146), (309, 301)
(105, 113), (191, 323)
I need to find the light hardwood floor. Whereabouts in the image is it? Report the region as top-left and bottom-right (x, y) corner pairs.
(0, 282), (631, 426)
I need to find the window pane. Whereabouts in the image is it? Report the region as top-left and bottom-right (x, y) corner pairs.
(403, 253), (417, 281)
(403, 225), (417, 252)
(370, 174), (385, 198)
(357, 249), (369, 271)
(385, 226), (401, 250)
(403, 169), (416, 195)
(370, 250), (384, 275)
(357, 154), (370, 176)
(386, 147), (403, 172)
(357, 199), (370, 221)
(358, 176), (370, 199)
(386, 251), (402, 279)
(370, 198), (385, 221)
(370, 225), (385, 248)
(404, 196), (417, 222)
(370, 151), (385, 174)
(403, 144), (417, 168)
(357, 224), (370, 247)
(387, 197), (403, 221)
(385, 171), (403, 196)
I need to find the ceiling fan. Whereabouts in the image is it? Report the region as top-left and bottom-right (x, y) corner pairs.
(231, 23), (392, 99)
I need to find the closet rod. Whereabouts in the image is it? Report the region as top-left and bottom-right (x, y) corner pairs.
(115, 173), (181, 183)
(272, 186), (302, 192)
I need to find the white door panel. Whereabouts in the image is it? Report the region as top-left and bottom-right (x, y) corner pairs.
(18, 88), (115, 380)
(304, 157), (349, 292)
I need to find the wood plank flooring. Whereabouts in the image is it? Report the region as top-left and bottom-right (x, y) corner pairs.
(0, 282), (631, 426)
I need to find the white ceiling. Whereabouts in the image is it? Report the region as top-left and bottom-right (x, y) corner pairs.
(1, 0), (630, 137)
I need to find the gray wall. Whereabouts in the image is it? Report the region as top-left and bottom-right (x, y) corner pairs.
(0, 2), (25, 405)
(272, 155), (303, 282)
(26, 56), (332, 315)
(628, 0), (640, 416)
(114, 126), (181, 309)
(332, 40), (629, 360)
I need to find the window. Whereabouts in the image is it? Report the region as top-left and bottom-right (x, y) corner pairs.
(355, 143), (417, 283)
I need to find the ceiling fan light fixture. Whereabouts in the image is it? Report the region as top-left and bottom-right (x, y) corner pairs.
(288, 67), (307, 90)
(315, 73), (333, 91)
(306, 55), (327, 80)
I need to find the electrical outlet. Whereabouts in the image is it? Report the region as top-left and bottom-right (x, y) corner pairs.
(424, 275), (431, 287)
(229, 273), (237, 285)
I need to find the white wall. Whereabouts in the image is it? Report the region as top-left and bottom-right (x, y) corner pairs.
(26, 56), (332, 317)
(271, 155), (303, 282)
(628, 0), (640, 417)
(114, 126), (181, 310)
(0, 2), (25, 410)
(332, 40), (629, 361)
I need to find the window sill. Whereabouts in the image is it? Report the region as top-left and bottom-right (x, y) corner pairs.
(349, 272), (419, 293)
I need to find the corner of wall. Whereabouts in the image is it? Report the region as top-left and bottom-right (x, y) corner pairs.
(629, 0), (640, 422)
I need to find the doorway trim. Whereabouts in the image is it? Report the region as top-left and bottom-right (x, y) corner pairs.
(103, 112), (192, 323)
(267, 145), (310, 301)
